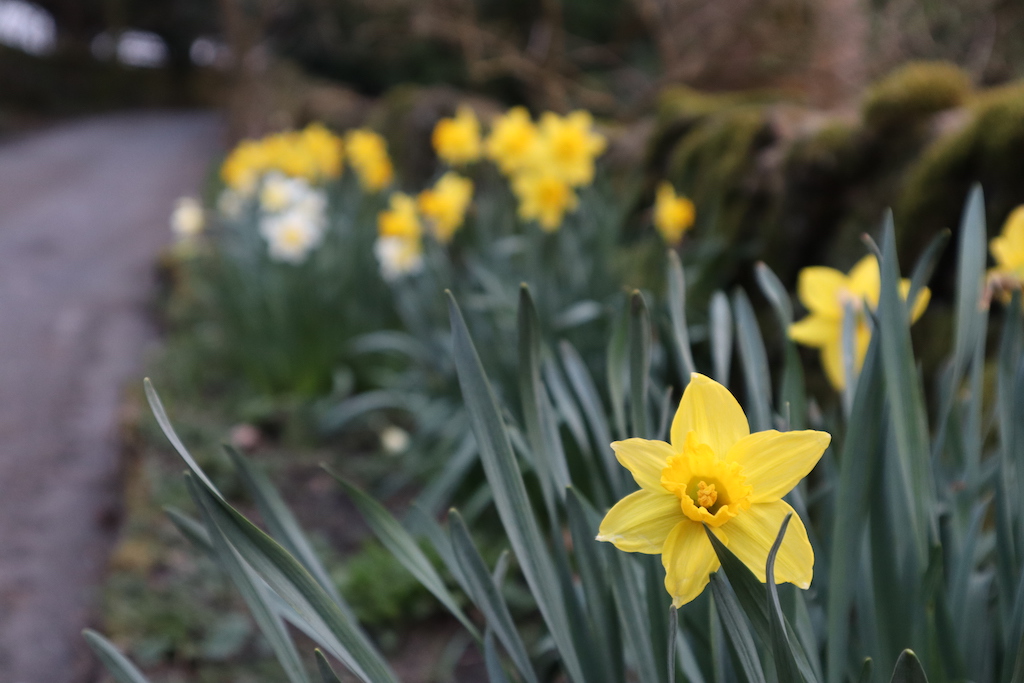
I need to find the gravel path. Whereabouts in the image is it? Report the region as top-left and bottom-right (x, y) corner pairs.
(0, 111), (221, 683)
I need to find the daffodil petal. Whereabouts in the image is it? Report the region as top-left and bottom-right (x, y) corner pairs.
(671, 373), (749, 457)
(847, 255), (880, 307)
(797, 267), (846, 315)
(662, 520), (722, 608)
(727, 430), (831, 503)
(611, 438), (677, 493)
(596, 490), (683, 554)
(789, 314), (838, 348)
(900, 281), (931, 323)
(725, 500), (813, 588)
(821, 338), (846, 391)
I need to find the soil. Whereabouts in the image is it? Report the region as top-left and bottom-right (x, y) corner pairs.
(0, 111), (221, 683)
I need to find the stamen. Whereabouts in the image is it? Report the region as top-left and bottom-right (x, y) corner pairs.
(696, 481), (717, 509)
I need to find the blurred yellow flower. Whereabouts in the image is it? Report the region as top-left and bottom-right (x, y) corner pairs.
(432, 106), (482, 166)
(789, 255), (930, 390)
(535, 111), (606, 187)
(512, 171), (579, 232)
(418, 172), (474, 244)
(484, 107), (539, 176)
(220, 124), (344, 192)
(377, 193), (422, 240)
(597, 373), (830, 607)
(170, 197), (204, 241)
(345, 129), (395, 192)
(988, 206), (1024, 299)
(653, 182), (695, 244)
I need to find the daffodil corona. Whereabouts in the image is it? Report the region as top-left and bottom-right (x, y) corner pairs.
(432, 106), (482, 166)
(597, 373), (830, 607)
(789, 255), (930, 390)
(653, 182), (695, 245)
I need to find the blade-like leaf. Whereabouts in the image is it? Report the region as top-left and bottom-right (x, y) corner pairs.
(449, 510), (539, 683)
(708, 574), (767, 683)
(143, 378), (219, 495)
(228, 447), (345, 608)
(889, 650), (929, 683)
(733, 289), (773, 431)
(187, 473), (398, 683)
(765, 514), (804, 683)
(83, 629), (152, 683)
(629, 290), (652, 438)
(188, 477), (311, 683)
(447, 293), (586, 683)
(710, 291), (733, 386)
(315, 650), (343, 683)
(329, 472), (480, 640)
(668, 250), (697, 385)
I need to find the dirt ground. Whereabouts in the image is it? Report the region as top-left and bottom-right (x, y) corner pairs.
(0, 112), (221, 683)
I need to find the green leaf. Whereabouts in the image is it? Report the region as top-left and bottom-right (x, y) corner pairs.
(83, 629), (152, 683)
(733, 289), (773, 431)
(188, 477), (311, 683)
(228, 447), (346, 609)
(608, 551), (662, 683)
(858, 659), (873, 683)
(765, 513), (804, 683)
(186, 473), (398, 683)
(607, 299), (630, 439)
(704, 526), (818, 683)
(906, 230), (950, 309)
(315, 649), (343, 683)
(518, 285), (571, 515)
(143, 378), (219, 495)
(448, 510), (539, 683)
(708, 574), (768, 683)
(629, 290), (652, 438)
(877, 213), (934, 565)
(668, 606), (679, 683)
(164, 506), (213, 554)
(484, 629), (513, 683)
(447, 292), (586, 683)
(754, 262), (806, 429)
(710, 291), (733, 385)
(565, 489), (624, 682)
(668, 250), (697, 385)
(889, 650), (929, 683)
(1010, 630), (1024, 683)
(329, 471), (480, 640)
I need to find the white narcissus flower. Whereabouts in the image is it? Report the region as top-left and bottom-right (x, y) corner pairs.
(380, 426), (410, 455)
(170, 197), (204, 240)
(260, 173), (314, 214)
(374, 236), (424, 281)
(259, 209), (325, 264)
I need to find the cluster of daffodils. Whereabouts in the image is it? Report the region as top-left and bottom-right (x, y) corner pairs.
(789, 255), (930, 390)
(988, 205), (1024, 302)
(345, 129), (395, 193)
(374, 172), (474, 280)
(598, 373), (830, 606)
(432, 105), (607, 232)
(220, 123), (344, 196)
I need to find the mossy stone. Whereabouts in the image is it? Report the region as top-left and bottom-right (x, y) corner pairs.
(862, 61), (972, 132)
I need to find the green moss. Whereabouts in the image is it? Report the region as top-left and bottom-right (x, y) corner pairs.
(862, 61), (972, 131)
(898, 81), (1024, 254)
(337, 540), (439, 627)
(785, 120), (859, 172)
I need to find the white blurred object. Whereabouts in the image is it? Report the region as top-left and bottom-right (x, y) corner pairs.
(170, 197), (204, 240)
(0, 0), (55, 56)
(259, 209), (325, 264)
(189, 36), (230, 68)
(374, 237), (424, 281)
(380, 426), (410, 455)
(91, 29), (167, 68)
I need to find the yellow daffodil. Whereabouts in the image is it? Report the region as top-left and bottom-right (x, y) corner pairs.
(299, 122), (344, 178)
(432, 106), (482, 166)
(377, 193), (422, 240)
(535, 111), (606, 187)
(345, 129), (395, 192)
(789, 255), (930, 391)
(597, 373), (830, 607)
(653, 182), (696, 244)
(484, 107), (539, 176)
(417, 172), (473, 244)
(512, 171), (579, 232)
(987, 205), (1024, 303)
